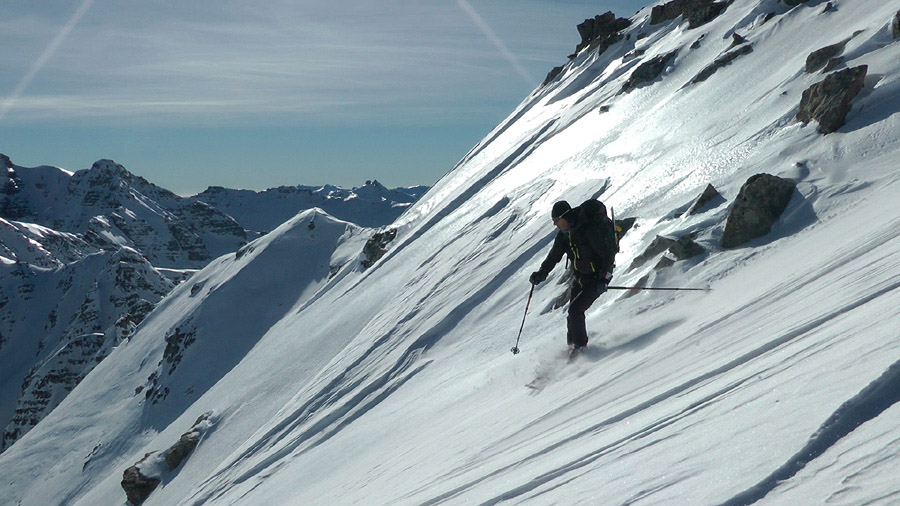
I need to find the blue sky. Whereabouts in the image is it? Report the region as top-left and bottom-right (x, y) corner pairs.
(1, 0), (654, 195)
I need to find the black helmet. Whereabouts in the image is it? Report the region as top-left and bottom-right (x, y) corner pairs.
(551, 200), (572, 220)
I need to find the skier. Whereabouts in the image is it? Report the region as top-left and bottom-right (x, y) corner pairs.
(529, 200), (615, 352)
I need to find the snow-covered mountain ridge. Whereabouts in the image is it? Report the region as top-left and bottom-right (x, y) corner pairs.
(0, 156), (422, 456)
(1, 158), (247, 269)
(3, 0), (900, 504)
(192, 180), (427, 233)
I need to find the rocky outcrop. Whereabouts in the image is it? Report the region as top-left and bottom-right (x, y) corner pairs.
(572, 12), (632, 57)
(797, 65), (868, 134)
(165, 413), (210, 470)
(0, 157), (31, 221)
(122, 454), (161, 506)
(362, 229), (397, 268)
(161, 321), (198, 377)
(632, 232), (705, 270)
(543, 65), (565, 86)
(121, 413), (213, 505)
(1, 249), (173, 452)
(893, 10), (900, 39)
(621, 51), (679, 93)
(668, 234), (705, 260)
(615, 217), (637, 241)
(722, 174), (796, 248)
(781, 0), (809, 7)
(691, 44), (753, 85)
(730, 33), (748, 48)
(631, 235), (676, 269)
(650, 0), (729, 29)
(806, 41), (848, 73)
(685, 184), (725, 215)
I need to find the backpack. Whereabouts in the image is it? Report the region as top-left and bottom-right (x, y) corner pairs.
(577, 199), (619, 271)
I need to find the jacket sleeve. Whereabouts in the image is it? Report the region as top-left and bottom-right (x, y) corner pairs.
(538, 233), (566, 275)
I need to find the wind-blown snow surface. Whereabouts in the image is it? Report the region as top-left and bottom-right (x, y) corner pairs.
(3, 0), (900, 504)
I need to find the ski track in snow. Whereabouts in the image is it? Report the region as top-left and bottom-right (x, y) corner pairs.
(723, 357), (900, 506)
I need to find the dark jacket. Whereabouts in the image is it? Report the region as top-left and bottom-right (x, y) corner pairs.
(537, 210), (614, 280)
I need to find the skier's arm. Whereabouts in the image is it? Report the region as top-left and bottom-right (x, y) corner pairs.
(537, 233), (566, 277)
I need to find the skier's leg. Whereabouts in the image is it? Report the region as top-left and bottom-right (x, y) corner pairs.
(567, 279), (600, 347)
(566, 282), (583, 346)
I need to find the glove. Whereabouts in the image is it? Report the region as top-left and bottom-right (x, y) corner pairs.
(529, 271), (547, 285)
(596, 271), (612, 294)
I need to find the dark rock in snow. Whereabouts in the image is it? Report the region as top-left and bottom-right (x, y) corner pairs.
(823, 57), (843, 72)
(162, 323), (197, 377)
(121, 455), (160, 506)
(669, 234), (705, 260)
(730, 33), (748, 48)
(653, 235), (705, 269)
(631, 235), (676, 269)
(686, 184), (724, 215)
(722, 174), (796, 248)
(621, 51), (679, 93)
(650, 0), (729, 29)
(654, 255), (676, 270)
(650, 0), (684, 25)
(691, 44), (753, 84)
(0, 161), (31, 220)
(543, 65), (565, 86)
(805, 41), (847, 73)
(691, 35), (706, 50)
(571, 11), (631, 57)
(121, 413), (211, 504)
(362, 229), (397, 268)
(893, 10), (900, 39)
(615, 217), (637, 240)
(164, 413), (210, 470)
(165, 432), (201, 471)
(797, 65), (868, 134)
(781, 0), (809, 7)
(822, 2), (834, 13)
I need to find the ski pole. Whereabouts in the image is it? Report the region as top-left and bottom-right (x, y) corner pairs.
(511, 284), (534, 355)
(607, 285), (710, 292)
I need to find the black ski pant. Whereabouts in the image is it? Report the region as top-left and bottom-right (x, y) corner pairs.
(567, 276), (605, 347)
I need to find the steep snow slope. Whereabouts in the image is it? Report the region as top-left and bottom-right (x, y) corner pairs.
(0, 156), (420, 456)
(3, 0), (900, 504)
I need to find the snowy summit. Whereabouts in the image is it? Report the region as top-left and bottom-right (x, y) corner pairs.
(3, 0), (900, 505)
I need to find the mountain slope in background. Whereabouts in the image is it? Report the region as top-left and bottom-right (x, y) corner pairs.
(3, 0), (900, 504)
(0, 248), (173, 452)
(193, 180), (428, 233)
(2, 157), (247, 269)
(0, 155), (424, 456)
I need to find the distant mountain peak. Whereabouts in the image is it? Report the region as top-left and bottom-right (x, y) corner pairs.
(195, 180), (428, 231)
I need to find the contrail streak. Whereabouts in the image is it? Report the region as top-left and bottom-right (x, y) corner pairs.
(0, 0), (96, 122)
(456, 0), (534, 87)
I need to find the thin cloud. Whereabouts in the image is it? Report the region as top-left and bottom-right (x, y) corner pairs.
(456, 0), (534, 87)
(0, 1), (638, 125)
(0, 0), (95, 122)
